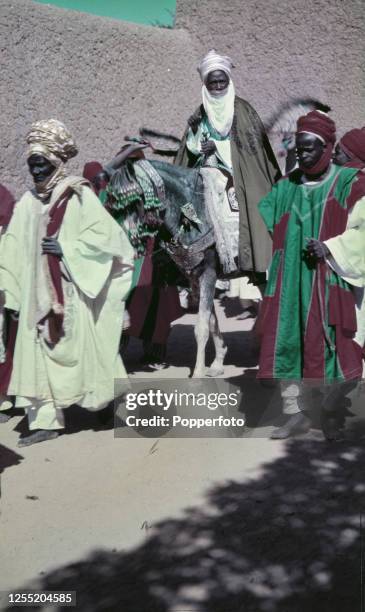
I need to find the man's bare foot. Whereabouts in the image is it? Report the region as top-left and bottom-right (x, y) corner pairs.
(17, 430), (60, 447)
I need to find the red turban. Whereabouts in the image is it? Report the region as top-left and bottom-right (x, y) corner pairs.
(296, 111), (336, 176)
(0, 184), (15, 228)
(82, 161), (103, 183)
(339, 128), (365, 164)
(297, 110), (336, 144)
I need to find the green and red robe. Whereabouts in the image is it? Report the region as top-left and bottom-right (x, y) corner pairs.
(258, 164), (365, 381)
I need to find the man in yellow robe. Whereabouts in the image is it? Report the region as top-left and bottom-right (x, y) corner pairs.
(0, 119), (134, 446)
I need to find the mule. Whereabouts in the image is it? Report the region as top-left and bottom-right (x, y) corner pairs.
(103, 145), (230, 378)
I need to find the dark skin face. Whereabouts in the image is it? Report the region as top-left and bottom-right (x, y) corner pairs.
(27, 154), (56, 184)
(205, 70), (230, 95)
(295, 132), (326, 171)
(295, 134), (332, 261)
(27, 154), (63, 258)
(333, 143), (351, 166)
(187, 70), (231, 157)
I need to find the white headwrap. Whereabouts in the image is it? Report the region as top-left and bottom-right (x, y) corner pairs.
(202, 80), (235, 138)
(197, 49), (233, 82)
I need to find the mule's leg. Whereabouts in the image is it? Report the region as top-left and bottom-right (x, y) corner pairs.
(192, 253), (217, 378)
(206, 307), (227, 377)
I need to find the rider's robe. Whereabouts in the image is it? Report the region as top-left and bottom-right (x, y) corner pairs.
(0, 177), (134, 415)
(257, 164), (365, 381)
(175, 96), (281, 276)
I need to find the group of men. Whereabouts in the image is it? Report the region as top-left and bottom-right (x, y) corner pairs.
(0, 49), (364, 445)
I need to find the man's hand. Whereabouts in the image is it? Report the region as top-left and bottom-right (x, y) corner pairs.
(201, 139), (217, 156)
(42, 237), (63, 258)
(187, 110), (202, 134)
(306, 238), (330, 260)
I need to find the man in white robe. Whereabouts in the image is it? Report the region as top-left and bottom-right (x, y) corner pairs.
(0, 119), (134, 446)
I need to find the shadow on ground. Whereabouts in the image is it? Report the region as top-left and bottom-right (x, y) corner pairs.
(4, 437), (365, 612)
(0, 444), (23, 476)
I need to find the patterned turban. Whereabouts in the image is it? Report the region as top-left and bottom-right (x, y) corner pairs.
(197, 49), (233, 82)
(296, 110), (336, 145)
(26, 119), (78, 164)
(339, 128), (365, 163)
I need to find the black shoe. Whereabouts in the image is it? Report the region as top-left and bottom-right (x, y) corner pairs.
(320, 412), (345, 442)
(17, 430), (60, 447)
(97, 403), (115, 427)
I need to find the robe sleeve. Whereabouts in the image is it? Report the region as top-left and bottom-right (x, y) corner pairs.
(258, 185), (279, 234)
(186, 126), (203, 157)
(59, 187), (134, 299)
(174, 105), (204, 168)
(246, 105), (282, 185)
(324, 196), (365, 287)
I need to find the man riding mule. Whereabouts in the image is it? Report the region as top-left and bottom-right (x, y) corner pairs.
(174, 49), (280, 374)
(100, 81), (280, 377)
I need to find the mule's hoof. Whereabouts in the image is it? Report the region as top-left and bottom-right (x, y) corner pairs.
(192, 370), (207, 379)
(206, 367), (224, 377)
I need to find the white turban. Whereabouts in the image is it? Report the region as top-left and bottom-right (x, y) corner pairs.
(197, 49), (233, 82)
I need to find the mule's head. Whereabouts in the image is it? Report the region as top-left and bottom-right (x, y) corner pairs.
(103, 149), (164, 257)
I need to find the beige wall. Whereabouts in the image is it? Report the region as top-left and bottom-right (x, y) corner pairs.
(176, 0), (365, 129)
(1, 0), (364, 196)
(0, 0), (200, 195)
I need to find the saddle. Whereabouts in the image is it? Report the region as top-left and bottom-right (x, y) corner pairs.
(163, 229), (215, 274)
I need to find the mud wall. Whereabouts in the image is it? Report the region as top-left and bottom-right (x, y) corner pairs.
(176, 0), (365, 131)
(1, 0), (364, 196)
(0, 0), (199, 195)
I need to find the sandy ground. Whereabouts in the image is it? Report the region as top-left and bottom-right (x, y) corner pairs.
(1, 300), (365, 611)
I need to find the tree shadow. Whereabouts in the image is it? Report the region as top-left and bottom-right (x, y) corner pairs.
(219, 296), (245, 319)
(4, 437), (365, 611)
(0, 444), (23, 475)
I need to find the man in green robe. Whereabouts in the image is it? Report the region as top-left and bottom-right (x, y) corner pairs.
(175, 49), (281, 282)
(257, 110), (365, 439)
